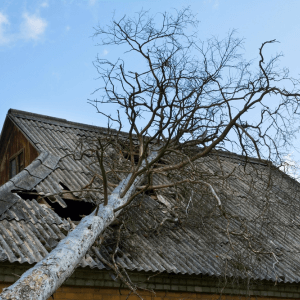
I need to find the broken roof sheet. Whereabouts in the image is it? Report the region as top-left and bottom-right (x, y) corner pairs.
(1, 109), (300, 283)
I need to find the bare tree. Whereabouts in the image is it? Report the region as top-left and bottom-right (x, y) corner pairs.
(1, 8), (300, 300)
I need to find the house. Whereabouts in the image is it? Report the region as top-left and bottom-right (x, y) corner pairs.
(1, 109), (300, 299)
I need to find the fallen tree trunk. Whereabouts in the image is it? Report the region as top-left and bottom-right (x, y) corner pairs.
(0, 159), (154, 300)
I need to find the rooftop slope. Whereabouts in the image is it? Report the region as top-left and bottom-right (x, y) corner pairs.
(0, 109), (300, 283)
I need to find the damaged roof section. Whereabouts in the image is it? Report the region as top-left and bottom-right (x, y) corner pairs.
(0, 151), (59, 216)
(10, 151), (59, 191)
(1, 109), (300, 283)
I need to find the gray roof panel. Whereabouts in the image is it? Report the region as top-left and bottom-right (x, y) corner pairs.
(1, 109), (300, 283)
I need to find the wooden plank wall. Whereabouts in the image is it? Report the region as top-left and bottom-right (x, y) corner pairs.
(0, 118), (39, 186)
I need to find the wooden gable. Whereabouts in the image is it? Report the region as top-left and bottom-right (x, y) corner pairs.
(0, 117), (39, 186)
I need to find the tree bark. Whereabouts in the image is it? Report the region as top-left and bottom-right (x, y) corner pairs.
(0, 158), (153, 300)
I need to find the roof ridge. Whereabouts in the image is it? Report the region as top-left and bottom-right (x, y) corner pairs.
(8, 109), (115, 134)
(209, 149), (270, 166)
(9, 109), (68, 123)
(6, 109), (274, 167)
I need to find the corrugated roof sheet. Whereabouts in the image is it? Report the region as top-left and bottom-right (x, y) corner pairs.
(0, 109), (300, 283)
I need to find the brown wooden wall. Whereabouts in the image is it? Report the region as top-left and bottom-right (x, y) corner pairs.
(0, 117), (39, 186)
(0, 284), (290, 300)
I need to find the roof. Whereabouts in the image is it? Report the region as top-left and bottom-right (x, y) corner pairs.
(1, 109), (300, 283)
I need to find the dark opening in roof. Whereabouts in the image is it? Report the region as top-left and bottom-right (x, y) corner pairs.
(15, 188), (96, 221)
(44, 198), (95, 221)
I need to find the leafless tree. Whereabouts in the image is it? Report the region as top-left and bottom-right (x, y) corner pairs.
(89, 8), (300, 190)
(2, 8), (300, 300)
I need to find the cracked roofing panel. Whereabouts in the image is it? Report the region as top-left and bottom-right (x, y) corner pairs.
(1, 109), (300, 283)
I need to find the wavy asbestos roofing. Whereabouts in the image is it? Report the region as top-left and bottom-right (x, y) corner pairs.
(0, 109), (300, 283)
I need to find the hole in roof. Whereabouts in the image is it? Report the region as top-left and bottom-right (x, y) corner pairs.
(14, 190), (54, 209)
(14, 189), (39, 201)
(122, 150), (139, 165)
(58, 182), (80, 201)
(43, 198), (95, 221)
(119, 143), (141, 165)
(145, 189), (157, 200)
(15, 188), (96, 221)
(59, 182), (70, 191)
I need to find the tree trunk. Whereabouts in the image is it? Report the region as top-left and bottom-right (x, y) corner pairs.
(0, 163), (151, 300)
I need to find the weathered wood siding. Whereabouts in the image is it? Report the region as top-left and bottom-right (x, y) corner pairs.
(0, 264), (299, 299)
(0, 117), (39, 186)
(0, 283), (298, 300)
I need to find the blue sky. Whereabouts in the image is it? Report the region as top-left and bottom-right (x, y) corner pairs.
(1, 0), (300, 159)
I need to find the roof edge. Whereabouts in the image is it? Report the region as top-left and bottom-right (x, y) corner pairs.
(8, 109), (68, 124)
(6, 109), (277, 168)
(8, 109), (119, 135)
(209, 149), (270, 166)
